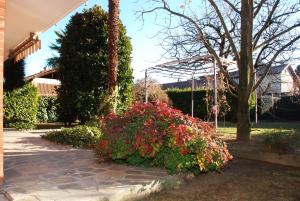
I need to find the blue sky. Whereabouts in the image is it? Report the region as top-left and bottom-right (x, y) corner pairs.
(26, 0), (169, 81)
(25, 0), (300, 82)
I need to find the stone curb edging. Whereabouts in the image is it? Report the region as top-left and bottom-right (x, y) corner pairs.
(229, 149), (300, 168)
(0, 189), (13, 201)
(104, 174), (186, 201)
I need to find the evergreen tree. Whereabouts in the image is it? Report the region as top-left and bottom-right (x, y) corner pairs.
(4, 58), (25, 91)
(49, 5), (133, 124)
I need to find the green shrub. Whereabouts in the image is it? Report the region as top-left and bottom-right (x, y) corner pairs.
(43, 125), (102, 148)
(10, 121), (35, 130)
(97, 102), (232, 174)
(263, 130), (300, 153)
(4, 84), (38, 129)
(37, 96), (59, 123)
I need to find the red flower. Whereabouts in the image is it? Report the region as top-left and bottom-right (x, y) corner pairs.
(98, 139), (109, 150)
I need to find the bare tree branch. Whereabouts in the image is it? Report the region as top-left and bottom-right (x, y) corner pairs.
(253, 0), (280, 48)
(253, 35), (300, 91)
(208, 0), (240, 64)
(253, 0), (267, 17)
(222, 0), (240, 14)
(255, 22), (300, 50)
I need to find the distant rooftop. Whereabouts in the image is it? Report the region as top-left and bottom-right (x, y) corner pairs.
(25, 67), (58, 81)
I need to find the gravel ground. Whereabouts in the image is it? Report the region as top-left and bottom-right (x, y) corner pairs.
(139, 158), (300, 201)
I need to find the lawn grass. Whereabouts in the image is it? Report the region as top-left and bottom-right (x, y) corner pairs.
(218, 122), (300, 136)
(217, 122), (300, 153)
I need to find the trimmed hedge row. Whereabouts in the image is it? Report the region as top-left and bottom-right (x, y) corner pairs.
(4, 84), (39, 129)
(4, 84), (61, 129)
(260, 95), (300, 121)
(166, 88), (256, 122)
(167, 89), (208, 118)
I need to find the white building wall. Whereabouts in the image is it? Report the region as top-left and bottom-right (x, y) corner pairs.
(280, 69), (294, 94)
(257, 74), (281, 95)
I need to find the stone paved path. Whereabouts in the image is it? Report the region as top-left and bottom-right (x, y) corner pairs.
(2, 129), (168, 201)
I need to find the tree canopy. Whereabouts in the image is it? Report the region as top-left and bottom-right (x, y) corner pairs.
(49, 5), (133, 124)
(4, 58), (25, 91)
(141, 0), (300, 142)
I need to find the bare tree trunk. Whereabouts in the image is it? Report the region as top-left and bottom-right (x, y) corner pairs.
(107, 0), (120, 114)
(236, 0), (253, 142)
(237, 94), (251, 141)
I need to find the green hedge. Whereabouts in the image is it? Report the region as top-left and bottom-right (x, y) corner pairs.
(167, 89), (208, 118)
(37, 96), (59, 123)
(4, 84), (39, 129)
(259, 95), (300, 121)
(166, 88), (255, 122)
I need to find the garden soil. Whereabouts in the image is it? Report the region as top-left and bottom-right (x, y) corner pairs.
(140, 158), (300, 201)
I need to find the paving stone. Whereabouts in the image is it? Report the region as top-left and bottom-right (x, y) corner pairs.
(105, 170), (126, 178)
(124, 174), (158, 180)
(58, 183), (82, 190)
(2, 130), (173, 201)
(4, 169), (21, 179)
(50, 176), (78, 184)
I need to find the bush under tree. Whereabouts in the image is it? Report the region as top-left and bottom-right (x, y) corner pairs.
(49, 5), (133, 124)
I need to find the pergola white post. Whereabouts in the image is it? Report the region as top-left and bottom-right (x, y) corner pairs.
(254, 69), (258, 124)
(145, 55), (236, 128)
(191, 73), (195, 117)
(144, 69), (148, 103)
(213, 58), (218, 129)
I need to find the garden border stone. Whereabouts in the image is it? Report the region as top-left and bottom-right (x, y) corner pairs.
(228, 143), (300, 167)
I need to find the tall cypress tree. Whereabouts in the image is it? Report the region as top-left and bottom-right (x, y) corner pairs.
(49, 6), (133, 124)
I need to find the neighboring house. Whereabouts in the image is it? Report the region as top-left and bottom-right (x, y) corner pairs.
(161, 64), (299, 97)
(26, 68), (60, 97)
(229, 64), (299, 96)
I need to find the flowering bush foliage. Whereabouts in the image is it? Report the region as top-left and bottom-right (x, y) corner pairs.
(97, 102), (232, 173)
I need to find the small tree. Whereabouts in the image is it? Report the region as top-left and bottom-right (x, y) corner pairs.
(204, 73), (231, 122)
(4, 58), (25, 91)
(134, 78), (170, 103)
(49, 6), (133, 124)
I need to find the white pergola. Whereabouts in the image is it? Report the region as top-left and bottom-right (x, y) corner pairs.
(144, 54), (237, 129)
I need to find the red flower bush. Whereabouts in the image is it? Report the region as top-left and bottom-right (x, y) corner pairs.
(97, 102), (232, 173)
